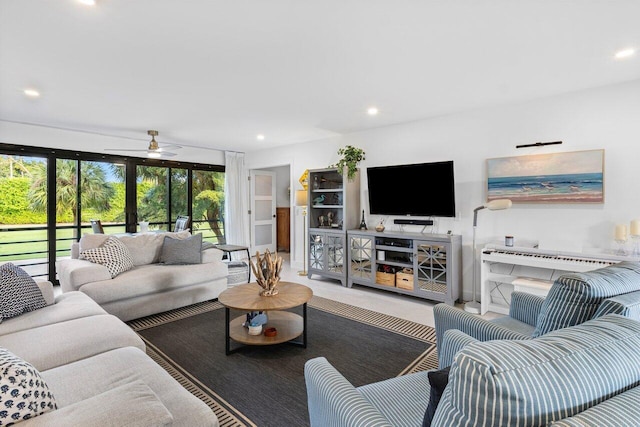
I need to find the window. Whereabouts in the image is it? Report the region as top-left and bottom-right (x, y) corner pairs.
(0, 144), (224, 282)
(192, 169), (225, 243)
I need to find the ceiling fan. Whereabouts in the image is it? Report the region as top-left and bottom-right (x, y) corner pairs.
(105, 130), (182, 158)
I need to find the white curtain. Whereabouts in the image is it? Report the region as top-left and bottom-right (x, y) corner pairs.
(224, 151), (250, 246)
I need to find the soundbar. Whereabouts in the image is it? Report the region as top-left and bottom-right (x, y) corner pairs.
(393, 219), (434, 226)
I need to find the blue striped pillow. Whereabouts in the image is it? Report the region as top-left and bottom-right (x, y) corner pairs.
(432, 315), (640, 426)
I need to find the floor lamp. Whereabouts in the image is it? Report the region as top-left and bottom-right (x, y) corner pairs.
(296, 190), (308, 276)
(464, 199), (512, 314)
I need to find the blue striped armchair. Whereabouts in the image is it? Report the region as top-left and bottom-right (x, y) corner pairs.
(305, 315), (640, 427)
(435, 261), (640, 367)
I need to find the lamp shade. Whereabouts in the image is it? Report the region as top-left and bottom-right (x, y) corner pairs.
(485, 199), (512, 210)
(296, 190), (308, 206)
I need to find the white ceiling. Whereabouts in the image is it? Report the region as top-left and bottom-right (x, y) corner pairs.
(1, 0), (639, 155)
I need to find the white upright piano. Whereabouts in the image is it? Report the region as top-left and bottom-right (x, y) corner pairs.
(480, 244), (638, 315)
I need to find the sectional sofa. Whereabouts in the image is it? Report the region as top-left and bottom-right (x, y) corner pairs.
(57, 231), (228, 321)
(0, 280), (218, 426)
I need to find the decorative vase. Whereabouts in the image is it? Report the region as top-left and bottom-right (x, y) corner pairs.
(249, 249), (283, 297)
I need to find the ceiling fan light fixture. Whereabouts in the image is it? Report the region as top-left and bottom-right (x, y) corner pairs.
(147, 152), (162, 158)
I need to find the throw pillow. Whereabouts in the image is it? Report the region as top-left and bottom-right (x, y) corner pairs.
(80, 236), (135, 278)
(159, 233), (203, 265)
(0, 263), (47, 321)
(0, 347), (57, 424)
(422, 366), (451, 427)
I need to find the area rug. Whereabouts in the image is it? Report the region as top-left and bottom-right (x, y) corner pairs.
(128, 296), (438, 427)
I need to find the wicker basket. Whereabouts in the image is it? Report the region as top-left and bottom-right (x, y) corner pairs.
(396, 272), (414, 290)
(375, 271), (395, 287)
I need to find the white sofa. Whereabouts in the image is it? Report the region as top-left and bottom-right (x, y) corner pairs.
(57, 232), (228, 321)
(0, 281), (218, 426)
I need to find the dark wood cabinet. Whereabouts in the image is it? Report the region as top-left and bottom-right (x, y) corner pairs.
(276, 207), (290, 252)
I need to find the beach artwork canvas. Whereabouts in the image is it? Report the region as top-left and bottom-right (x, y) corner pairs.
(487, 149), (604, 203)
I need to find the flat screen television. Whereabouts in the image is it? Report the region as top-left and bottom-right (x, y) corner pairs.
(367, 161), (456, 217)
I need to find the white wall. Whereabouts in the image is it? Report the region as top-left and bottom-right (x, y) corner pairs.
(246, 79), (640, 299)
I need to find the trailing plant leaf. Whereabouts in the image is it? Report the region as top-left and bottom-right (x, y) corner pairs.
(330, 145), (365, 180)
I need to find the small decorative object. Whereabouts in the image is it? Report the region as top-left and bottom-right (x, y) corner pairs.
(313, 175), (319, 190)
(359, 210), (367, 230)
(327, 211), (335, 225)
(375, 218), (385, 232)
(318, 215), (326, 227)
(248, 324), (262, 335)
(299, 169), (309, 190)
(505, 235), (514, 247)
(264, 327), (278, 337)
(250, 249), (283, 296)
(244, 311), (268, 328)
(615, 224), (628, 256)
(631, 219), (640, 257)
(139, 221), (149, 233)
(329, 145), (365, 180)
(313, 194), (325, 205)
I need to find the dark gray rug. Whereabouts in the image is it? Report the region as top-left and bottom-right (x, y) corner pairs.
(128, 296), (438, 427)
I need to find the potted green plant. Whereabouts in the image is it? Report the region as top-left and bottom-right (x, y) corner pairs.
(330, 145), (365, 180)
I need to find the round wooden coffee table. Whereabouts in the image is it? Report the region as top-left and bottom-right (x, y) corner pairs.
(218, 282), (313, 355)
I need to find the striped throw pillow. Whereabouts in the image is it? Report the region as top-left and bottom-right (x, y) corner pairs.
(432, 314), (640, 427)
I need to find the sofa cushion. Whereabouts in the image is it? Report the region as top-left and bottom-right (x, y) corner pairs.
(0, 314), (145, 371)
(159, 233), (203, 265)
(548, 385), (640, 427)
(78, 261), (228, 305)
(22, 381), (174, 427)
(0, 263), (47, 322)
(533, 261), (640, 337)
(432, 314), (640, 427)
(41, 347), (217, 426)
(118, 233), (164, 266)
(0, 347), (57, 424)
(80, 236), (135, 278)
(78, 233), (109, 252)
(0, 292), (106, 337)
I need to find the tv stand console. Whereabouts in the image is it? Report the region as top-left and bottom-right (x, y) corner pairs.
(347, 230), (461, 305)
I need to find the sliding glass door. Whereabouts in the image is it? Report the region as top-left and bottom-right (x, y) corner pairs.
(0, 154), (49, 278)
(0, 143), (225, 282)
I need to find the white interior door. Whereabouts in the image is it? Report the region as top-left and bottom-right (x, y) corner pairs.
(250, 170), (277, 253)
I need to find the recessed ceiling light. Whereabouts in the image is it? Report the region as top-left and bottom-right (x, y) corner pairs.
(23, 88), (40, 98)
(615, 48), (636, 59)
(367, 107), (379, 116)
(256, 134), (265, 140)
(78, 0), (96, 5)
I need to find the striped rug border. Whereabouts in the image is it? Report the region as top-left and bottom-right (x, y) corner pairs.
(128, 295), (439, 426)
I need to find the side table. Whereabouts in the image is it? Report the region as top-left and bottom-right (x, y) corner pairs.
(215, 244), (252, 283)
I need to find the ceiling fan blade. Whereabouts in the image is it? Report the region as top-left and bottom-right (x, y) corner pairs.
(159, 151), (178, 157)
(104, 148), (149, 152)
(158, 143), (182, 150)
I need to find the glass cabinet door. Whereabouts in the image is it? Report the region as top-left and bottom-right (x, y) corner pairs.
(349, 235), (373, 280)
(310, 232), (325, 271)
(416, 243), (448, 295)
(326, 234), (345, 274)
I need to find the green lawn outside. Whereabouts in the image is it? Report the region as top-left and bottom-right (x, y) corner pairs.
(1, 223), (223, 262)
